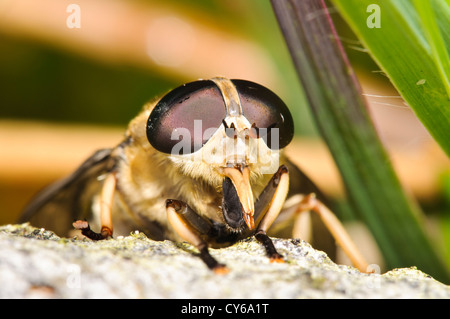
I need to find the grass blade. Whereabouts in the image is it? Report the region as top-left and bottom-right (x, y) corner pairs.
(413, 0), (450, 98)
(332, 0), (450, 156)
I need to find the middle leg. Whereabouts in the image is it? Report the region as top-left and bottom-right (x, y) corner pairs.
(292, 193), (369, 272)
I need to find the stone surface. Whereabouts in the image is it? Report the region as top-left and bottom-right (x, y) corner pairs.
(0, 223), (449, 298)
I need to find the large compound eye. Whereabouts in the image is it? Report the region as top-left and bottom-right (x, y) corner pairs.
(147, 80), (226, 154)
(232, 79), (294, 150)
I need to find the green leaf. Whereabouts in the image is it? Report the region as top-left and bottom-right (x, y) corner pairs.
(271, 0), (450, 283)
(332, 0), (450, 156)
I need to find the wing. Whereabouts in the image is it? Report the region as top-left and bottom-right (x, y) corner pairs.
(19, 148), (114, 236)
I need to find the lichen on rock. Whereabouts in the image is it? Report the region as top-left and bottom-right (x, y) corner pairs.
(0, 223), (449, 298)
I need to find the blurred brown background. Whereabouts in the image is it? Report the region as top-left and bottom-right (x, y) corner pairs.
(0, 0), (449, 266)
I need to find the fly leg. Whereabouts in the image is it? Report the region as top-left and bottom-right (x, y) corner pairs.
(253, 165), (290, 262)
(73, 173), (116, 240)
(293, 193), (369, 272)
(165, 199), (229, 274)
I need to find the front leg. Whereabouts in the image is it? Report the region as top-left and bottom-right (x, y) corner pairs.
(165, 199), (229, 274)
(73, 173), (116, 240)
(254, 165), (290, 262)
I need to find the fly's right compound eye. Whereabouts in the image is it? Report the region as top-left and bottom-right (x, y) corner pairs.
(146, 80), (227, 155)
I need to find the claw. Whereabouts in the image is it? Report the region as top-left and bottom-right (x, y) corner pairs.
(72, 219), (110, 240)
(213, 265), (230, 275)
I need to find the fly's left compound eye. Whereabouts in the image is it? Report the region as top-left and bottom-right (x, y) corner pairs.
(146, 80), (226, 155)
(232, 79), (294, 150)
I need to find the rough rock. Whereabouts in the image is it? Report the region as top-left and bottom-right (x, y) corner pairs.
(0, 223), (449, 298)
